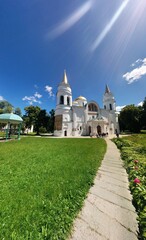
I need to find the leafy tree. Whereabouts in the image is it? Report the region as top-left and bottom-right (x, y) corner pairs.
(0, 101), (13, 113)
(119, 105), (142, 133)
(3, 106), (13, 113)
(23, 106), (41, 134)
(14, 107), (22, 116)
(0, 101), (11, 109)
(48, 109), (55, 133)
(39, 126), (47, 133)
(141, 97), (146, 129)
(23, 106), (55, 134)
(36, 109), (49, 134)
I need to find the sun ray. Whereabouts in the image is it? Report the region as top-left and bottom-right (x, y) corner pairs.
(91, 0), (130, 52)
(48, 0), (94, 39)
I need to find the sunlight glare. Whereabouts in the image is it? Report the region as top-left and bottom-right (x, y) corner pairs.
(91, 0), (130, 52)
(48, 0), (94, 39)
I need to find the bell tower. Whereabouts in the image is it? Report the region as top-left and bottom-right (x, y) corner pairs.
(56, 70), (72, 109)
(103, 85), (116, 111)
(54, 70), (72, 137)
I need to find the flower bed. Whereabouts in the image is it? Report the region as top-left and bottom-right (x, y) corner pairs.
(113, 137), (146, 240)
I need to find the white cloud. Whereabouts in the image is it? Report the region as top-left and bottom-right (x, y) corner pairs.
(22, 92), (42, 105)
(0, 96), (5, 101)
(142, 58), (146, 64)
(136, 59), (142, 63)
(34, 92), (42, 99)
(45, 85), (54, 97)
(131, 59), (142, 67)
(116, 105), (126, 112)
(48, 0), (93, 38)
(137, 101), (143, 107)
(123, 57), (146, 84)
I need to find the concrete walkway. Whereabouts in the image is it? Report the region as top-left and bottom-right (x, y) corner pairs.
(69, 138), (139, 240)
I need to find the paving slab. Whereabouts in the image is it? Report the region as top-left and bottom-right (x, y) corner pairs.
(69, 138), (139, 240)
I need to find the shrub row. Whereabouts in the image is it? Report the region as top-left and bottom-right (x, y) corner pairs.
(113, 138), (146, 240)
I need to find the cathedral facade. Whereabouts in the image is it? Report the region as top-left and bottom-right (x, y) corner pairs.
(54, 71), (119, 137)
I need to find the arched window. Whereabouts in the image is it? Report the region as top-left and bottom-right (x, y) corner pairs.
(104, 105), (106, 109)
(109, 104), (112, 110)
(97, 125), (101, 135)
(60, 95), (64, 104)
(67, 96), (70, 106)
(88, 103), (98, 112)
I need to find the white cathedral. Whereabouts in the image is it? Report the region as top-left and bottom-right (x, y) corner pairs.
(54, 71), (119, 137)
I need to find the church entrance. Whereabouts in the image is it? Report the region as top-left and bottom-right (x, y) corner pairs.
(64, 130), (67, 136)
(97, 125), (101, 135)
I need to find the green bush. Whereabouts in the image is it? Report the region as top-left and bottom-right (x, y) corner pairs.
(113, 136), (146, 240)
(39, 126), (47, 133)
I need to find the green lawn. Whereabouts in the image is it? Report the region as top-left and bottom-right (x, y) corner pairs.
(0, 137), (106, 240)
(0, 131), (5, 138)
(123, 134), (146, 147)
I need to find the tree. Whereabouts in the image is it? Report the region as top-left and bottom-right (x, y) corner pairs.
(48, 109), (55, 133)
(23, 106), (41, 134)
(14, 107), (22, 116)
(119, 105), (142, 133)
(141, 97), (146, 129)
(0, 101), (13, 113)
(3, 106), (13, 113)
(23, 106), (55, 134)
(36, 109), (49, 134)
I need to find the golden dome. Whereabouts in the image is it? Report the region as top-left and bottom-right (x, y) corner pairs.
(75, 96), (87, 101)
(72, 101), (78, 104)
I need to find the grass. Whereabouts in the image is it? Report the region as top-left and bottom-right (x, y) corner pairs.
(113, 134), (146, 240)
(0, 131), (5, 138)
(121, 134), (146, 147)
(0, 137), (106, 240)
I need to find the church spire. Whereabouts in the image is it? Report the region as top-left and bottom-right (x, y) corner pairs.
(103, 84), (116, 111)
(62, 70), (68, 84)
(105, 84), (110, 94)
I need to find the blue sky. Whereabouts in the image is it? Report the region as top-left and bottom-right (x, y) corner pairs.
(0, 0), (146, 114)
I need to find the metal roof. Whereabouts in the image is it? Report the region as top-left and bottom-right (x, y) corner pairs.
(75, 96), (87, 101)
(0, 113), (23, 124)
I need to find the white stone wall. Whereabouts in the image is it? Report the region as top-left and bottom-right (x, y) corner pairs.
(72, 106), (86, 136)
(101, 108), (118, 134)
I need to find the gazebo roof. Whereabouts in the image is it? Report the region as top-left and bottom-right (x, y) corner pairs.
(0, 113), (23, 124)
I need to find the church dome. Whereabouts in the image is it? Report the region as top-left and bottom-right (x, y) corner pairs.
(75, 96), (87, 101)
(72, 101), (79, 106)
(74, 96), (87, 107)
